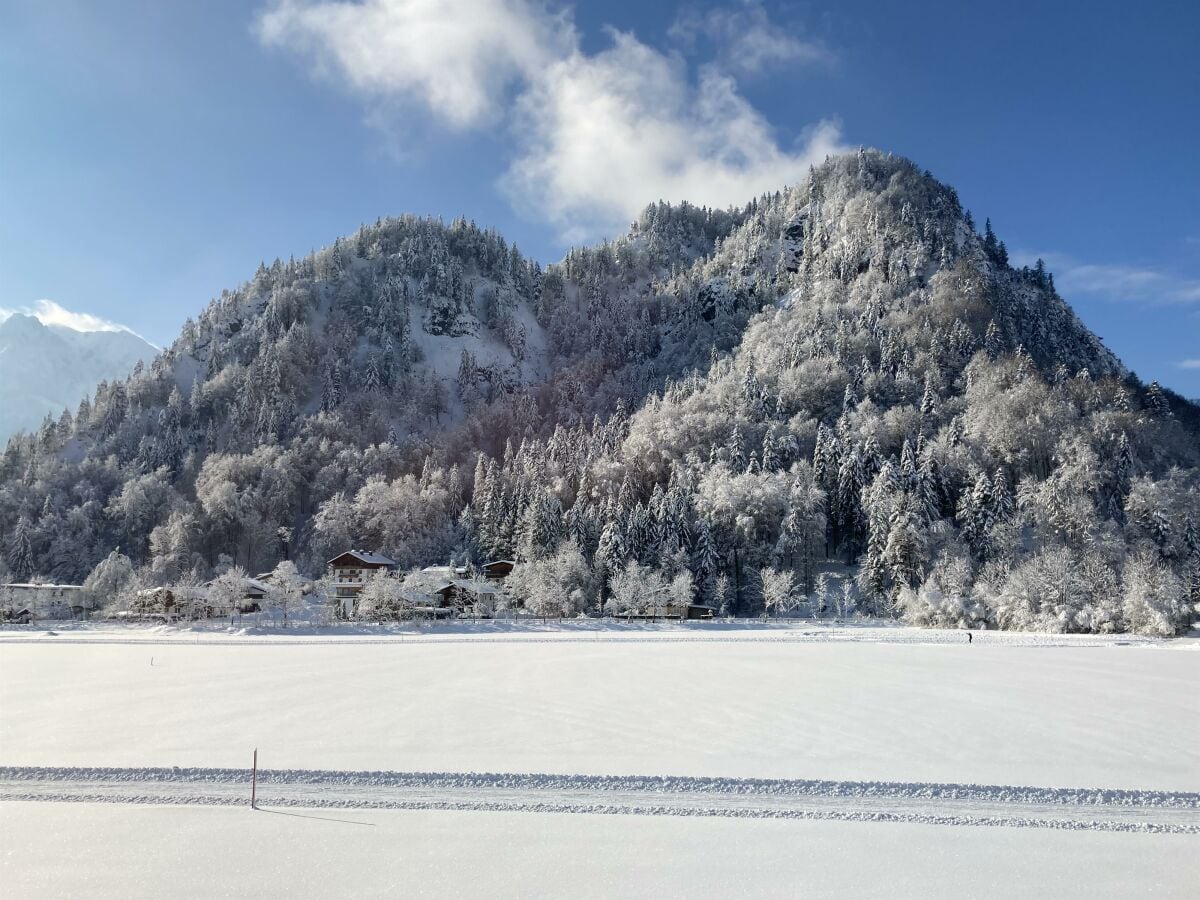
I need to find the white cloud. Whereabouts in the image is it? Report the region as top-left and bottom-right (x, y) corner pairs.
(254, 0), (846, 241)
(0, 299), (136, 334)
(1178, 359), (1200, 370)
(668, 0), (834, 76)
(502, 33), (843, 240)
(1013, 251), (1200, 305)
(255, 0), (574, 129)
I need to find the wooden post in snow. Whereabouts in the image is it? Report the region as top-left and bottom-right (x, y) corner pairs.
(251, 748), (258, 809)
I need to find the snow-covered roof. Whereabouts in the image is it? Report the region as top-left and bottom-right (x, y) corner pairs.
(421, 565), (468, 577)
(452, 579), (499, 595)
(136, 586), (209, 600)
(329, 550), (397, 567)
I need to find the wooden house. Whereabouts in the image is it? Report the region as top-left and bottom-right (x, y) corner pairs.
(328, 550), (398, 616)
(481, 560), (515, 581)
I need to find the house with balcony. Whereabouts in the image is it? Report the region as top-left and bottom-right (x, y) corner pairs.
(328, 550), (398, 617)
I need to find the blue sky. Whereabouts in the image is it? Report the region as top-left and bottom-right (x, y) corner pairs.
(2, 0), (1197, 394)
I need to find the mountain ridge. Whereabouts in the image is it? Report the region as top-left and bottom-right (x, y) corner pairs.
(2, 149), (1197, 634)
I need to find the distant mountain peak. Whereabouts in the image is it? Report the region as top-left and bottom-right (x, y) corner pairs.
(0, 312), (155, 443)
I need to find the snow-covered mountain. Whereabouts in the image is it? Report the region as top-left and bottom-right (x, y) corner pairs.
(0, 313), (155, 443)
(2, 150), (1197, 634)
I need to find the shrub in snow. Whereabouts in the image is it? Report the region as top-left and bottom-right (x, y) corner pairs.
(1121, 552), (1188, 637)
(506, 540), (596, 618)
(897, 551), (984, 629)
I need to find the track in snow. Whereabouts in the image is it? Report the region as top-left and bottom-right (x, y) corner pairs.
(0, 630), (1169, 648)
(2, 767), (1195, 833)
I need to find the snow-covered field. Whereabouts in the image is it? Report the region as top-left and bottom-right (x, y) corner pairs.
(3, 803), (1196, 899)
(1, 623), (1197, 896)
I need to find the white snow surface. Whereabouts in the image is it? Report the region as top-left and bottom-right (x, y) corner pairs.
(2, 803), (1197, 899)
(2, 623), (1197, 896)
(1, 622), (1196, 788)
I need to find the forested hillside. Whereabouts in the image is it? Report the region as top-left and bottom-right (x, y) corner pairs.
(2, 150), (1197, 634)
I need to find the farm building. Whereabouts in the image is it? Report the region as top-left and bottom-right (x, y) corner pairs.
(0, 583), (92, 620)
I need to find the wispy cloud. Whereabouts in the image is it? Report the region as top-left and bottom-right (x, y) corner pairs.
(254, 0), (845, 242)
(1178, 359), (1200, 370)
(668, 1), (835, 76)
(0, 300), (148, 339)
(1013, 251), (1200, 305)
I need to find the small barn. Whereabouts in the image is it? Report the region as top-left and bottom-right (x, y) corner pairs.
(2, 607), (33, 624)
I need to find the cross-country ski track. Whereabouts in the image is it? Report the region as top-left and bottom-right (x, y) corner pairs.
(2, 766), (1195, 833)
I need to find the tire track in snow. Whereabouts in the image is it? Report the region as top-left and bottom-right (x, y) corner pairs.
(2, 767), (1195, 833)
(0, 631), (1168, 648)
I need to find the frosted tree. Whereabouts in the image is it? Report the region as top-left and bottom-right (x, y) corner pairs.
(356, 569), (408, 621)
(897, 550), (982, 629)
(209, 565), (249, 619)
(726, 424), (746, 471)
(307, 572), (343, 623)
(775, 464), (826, 595)
(810, 572), (830, 618)
(667, 567), (695, 612)
(594, 519), (626, 599)
(1121, 552), (1186, 637)
(759, 567), (796, 618)
(608, 560), (667, 617)
(518, 491), (563, 561)
(690, 518), (720, 602)
(713, 573), (732, 617)
(507, 540), (596, 618)
(268, 560), (307, 627)
(837, 580), (857, 619)
(884, 496), (927, 592)
(82, 549), (134, 611)
(6, 516), (34, 582)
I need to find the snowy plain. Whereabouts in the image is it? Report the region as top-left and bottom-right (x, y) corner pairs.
(3, 803), (1197, 899)
(1, 622), (1197, 897)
